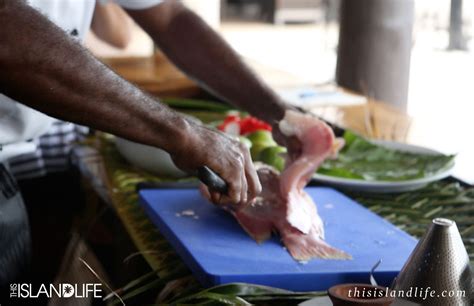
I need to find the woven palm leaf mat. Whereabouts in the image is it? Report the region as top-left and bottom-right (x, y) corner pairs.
(97, 138), (473, 304)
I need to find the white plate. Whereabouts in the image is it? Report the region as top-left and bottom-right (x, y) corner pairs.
(312, 141), (455, 193)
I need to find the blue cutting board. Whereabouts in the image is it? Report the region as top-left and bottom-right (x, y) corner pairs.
(139, 187), (416, 291)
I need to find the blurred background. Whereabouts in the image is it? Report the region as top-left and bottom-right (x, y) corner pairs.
(86, 0), (474, 182)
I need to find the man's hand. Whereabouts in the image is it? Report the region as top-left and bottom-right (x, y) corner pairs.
(171, 120), (261, 208)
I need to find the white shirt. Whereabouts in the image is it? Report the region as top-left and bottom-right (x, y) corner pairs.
(0, 0), (162, 161)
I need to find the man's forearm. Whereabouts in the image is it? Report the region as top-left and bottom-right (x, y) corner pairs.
(127, 1), (289, 125)
(0, 0), (188, 154)
(91, 1), (132, 48)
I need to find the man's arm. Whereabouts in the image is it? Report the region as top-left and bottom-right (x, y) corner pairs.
(125, 1), (290, 125)
(0, 0), (260, 206)
(91, 1), (132, 48)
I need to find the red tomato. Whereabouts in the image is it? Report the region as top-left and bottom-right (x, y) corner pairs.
(218, 115), (240, 132)
(218, 114), (272, 135)
(240, 116), (272, 135)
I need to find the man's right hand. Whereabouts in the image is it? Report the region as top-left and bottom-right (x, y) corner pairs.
(170, 120), (261, 208)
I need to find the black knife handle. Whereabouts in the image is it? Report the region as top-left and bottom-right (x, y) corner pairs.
(135, 181), (199, 192)
(197, 166), (228, 194)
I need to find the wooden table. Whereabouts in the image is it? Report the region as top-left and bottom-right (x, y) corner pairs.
(100, 52), (200, 98)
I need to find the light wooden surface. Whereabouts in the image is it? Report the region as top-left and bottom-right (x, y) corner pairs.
(100, 52), (200, 98)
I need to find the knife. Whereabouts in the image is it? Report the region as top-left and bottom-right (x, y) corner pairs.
(136, 166), (228, 194)
(196, 166), (228, 194)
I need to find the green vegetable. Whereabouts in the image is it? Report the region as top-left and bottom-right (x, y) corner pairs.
(246, 130), (277, 160)
(245, 130), (276, 146)
(250, 143), (271, 160)
(161, 98), (232, 112)
(158, 98), (235, 124)
(318, 131), (455, 181)
(258, 146), (287, 172)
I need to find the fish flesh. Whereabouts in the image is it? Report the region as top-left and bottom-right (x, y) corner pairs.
(234, 164), (350, 260)
(236, 111), (350, 260)
(207, 110), (351, 261)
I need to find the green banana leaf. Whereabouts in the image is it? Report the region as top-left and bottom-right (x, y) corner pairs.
(161, 98), (233, 112)
(318, 131), (455, 181)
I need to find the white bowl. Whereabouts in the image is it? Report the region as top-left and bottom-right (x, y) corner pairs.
(114, 137), (187, 178)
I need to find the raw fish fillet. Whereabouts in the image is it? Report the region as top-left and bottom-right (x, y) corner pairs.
(234, 164), (350, 260)
(206, 110), (351, 261)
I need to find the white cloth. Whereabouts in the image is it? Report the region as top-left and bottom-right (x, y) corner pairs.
(0, 0), (162, 161)
(114, 0), (163, 10)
